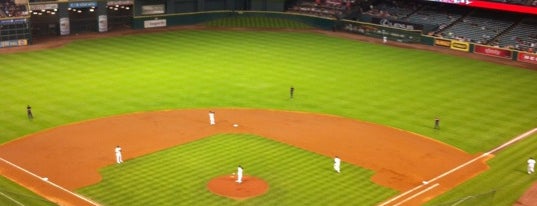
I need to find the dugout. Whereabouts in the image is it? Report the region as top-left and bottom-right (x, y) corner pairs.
(29, 3), (59, 37)
(28, 0), (133, 37)
(106, 0), (133, 30)
(66, 2), (99, 34)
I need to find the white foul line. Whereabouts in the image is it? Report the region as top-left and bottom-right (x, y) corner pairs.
(393, 183), (439, 206)
(379, 127), (537, 206)
(0, 157), (101, 206)
(0, 191), (25, 206)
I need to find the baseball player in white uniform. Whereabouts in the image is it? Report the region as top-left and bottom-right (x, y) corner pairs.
(209, 111), (215, 125)
(115, 146), (123, 164)
(334, 156), (341, 173)
(528, 157), (536, 174)
(236, 165), (243, 183)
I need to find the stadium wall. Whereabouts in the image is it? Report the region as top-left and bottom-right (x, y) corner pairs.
(132, 11), (334, 30)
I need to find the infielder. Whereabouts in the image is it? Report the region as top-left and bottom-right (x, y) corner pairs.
(334, 156), (341, 173)
(209, 111), (216, 125)
(528, 157), (536, 174)
(236, 165), (243, 183)
(115, 146), (123, 164)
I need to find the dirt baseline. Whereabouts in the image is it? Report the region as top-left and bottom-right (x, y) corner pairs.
(0, 109), (488, 205)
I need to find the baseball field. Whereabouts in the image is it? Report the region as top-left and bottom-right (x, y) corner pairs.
(0, 17), (537, 206)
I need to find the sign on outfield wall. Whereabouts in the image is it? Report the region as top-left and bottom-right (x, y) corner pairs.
(69, 2), (98, 9)
(59, 17), (70, 36)
(517, 52), (537, 64)
(107, 0), (133, 6)
(342, 21), (421, 43)
(474, 45), (512, 59)
(30, 4), (58, 11)
(450, 41), (469, 52)
(0, 39), (27, 48)
(144, 19), (166, 28)
(142, 4), (165, 15)
(372, 17), (424, 31)
(98, 15), (108, 32)
(0, 18), (26, 25)
(434, 38), (451, 47)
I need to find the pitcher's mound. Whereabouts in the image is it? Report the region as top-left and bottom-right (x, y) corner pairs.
(207, 175), (269, 200)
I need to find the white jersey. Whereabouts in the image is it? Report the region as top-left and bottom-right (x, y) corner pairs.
(334, 157), (341, 165)
(529, 158), (536, 166)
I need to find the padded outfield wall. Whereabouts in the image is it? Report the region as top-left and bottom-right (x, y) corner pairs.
(132, 10), (536, 66)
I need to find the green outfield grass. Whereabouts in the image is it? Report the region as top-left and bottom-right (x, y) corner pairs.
(204, 16), (313, 28)
(1, 25), (537, 205)
(0, 176), (56, 206)
(426, 133), (537, 206)
(78, 134), (396, 205)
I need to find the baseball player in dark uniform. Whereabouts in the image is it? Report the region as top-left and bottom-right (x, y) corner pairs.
(27, 105), (33, 120)
(290, 86), (294, 99)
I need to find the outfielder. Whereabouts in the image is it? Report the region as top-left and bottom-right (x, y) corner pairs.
(528, 157), (535, 174)
(27, 105), (33, 120)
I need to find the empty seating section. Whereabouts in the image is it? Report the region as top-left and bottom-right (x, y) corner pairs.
(366, 1), (415, 19)
(403, 4), (465, 31)
(440, 10), (516, 44)
(496, 18), (537, 52)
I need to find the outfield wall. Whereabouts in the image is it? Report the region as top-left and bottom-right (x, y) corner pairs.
(132, 11), (536, 66)
(133, 11), (335, 30)
(431, 37), (537, 65)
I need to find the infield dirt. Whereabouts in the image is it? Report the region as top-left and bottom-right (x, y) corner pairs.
(0, 109), (488, 205)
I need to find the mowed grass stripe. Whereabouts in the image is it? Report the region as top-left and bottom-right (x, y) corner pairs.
(2, 30), (537, 152)
(78, 134), (394, 206)
(426, 133), (537, 206)
(1, 27), (537, 205)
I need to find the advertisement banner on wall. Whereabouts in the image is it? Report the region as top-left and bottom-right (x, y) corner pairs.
(0, 18), (26, 25)
(341, 21), (421, 43)
(144, 19), (166, 28)
(0, 39), (27, 48)
(98, 15), (108, 32)
(473, 45), (512, 59)
(142, 4), (165, 15)
(69, 2), (98, 9)
(59, 17), (70, 36)
(371, 17), (424, 31)
(517, 52), (537, 64)
(450, 41), (469, 52)
(434, 38), (451, 47)
(30, 3), (58, 11)
(107, 0), (133, 6)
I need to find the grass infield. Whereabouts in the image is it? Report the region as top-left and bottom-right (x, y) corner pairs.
(78, 134), (396, 205)
(1, 20), (537, 205)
